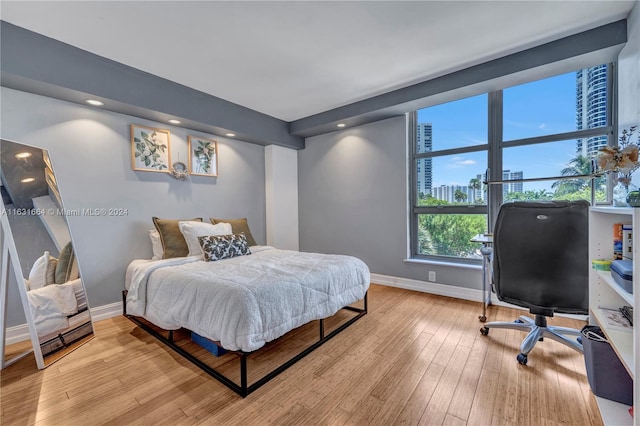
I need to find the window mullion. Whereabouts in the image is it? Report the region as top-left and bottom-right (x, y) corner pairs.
(488, 91), (502, 232)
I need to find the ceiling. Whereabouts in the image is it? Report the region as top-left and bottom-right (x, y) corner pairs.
(0, 140), (48, 209)
(0, 1), (636, 122)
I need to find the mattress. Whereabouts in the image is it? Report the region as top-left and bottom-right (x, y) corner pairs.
(125, 246), (370, 352)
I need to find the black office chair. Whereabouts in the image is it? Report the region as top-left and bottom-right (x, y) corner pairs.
(480, 200), (589, 365)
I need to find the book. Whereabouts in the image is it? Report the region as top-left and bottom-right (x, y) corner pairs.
(597, 307), (633, 332)
(614, 223), (623, 260)
(622, 224), (633, 260)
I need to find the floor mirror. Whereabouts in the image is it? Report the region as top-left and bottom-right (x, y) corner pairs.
(0, 139), (94, 368)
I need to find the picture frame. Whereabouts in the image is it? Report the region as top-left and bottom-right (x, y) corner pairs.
(42, 150), (53, 171)
(188, 136), (218, 176)
(44, 166), (62, 207)
(131, 125), (171, 173)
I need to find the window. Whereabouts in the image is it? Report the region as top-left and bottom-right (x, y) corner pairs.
(410, 64), (614, 263)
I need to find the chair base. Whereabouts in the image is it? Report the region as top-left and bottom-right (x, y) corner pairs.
(481, 315), (583, 364)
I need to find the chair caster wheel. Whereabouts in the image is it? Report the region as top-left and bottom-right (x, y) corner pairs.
(480, 327), (489, 336)
(577, 336), (582, 344)
(479, 315), (487, 322)
(517, 353), (528, 365)
(515, 319), (524, 324)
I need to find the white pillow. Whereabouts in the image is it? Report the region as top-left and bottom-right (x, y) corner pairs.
(149, 230), (164, 260)
(28, 251), (56, 290)
(178, 221), (232, 257)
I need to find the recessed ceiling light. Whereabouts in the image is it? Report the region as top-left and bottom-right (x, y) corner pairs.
(168, 119), (181, 124)
(21, 177), (35, 183)
(225, 133), (236, 137)
(85, 99), (104, 106)
(337, 123), (346, 128)
(15, 152), (32, 159)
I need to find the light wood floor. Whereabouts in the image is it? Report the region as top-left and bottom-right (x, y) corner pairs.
(1, 284), (603, 426)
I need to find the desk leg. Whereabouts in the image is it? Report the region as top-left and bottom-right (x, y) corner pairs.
(479, 246), (492, 322)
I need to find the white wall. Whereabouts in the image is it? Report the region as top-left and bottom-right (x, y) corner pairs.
(265, 145), (299, 250)
(1, 88), (267, 327)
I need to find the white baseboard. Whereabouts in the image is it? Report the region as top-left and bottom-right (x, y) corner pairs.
(89, 301), (123, 322)
(371, 273), (587, 320)
(371, 272), (502, 304)
(5, 301), (123, 345)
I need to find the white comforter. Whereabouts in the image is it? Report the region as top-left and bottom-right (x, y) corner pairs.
(125, 246), (370, 352)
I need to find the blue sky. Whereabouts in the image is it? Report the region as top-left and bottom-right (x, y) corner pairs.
(417, 71), (586, 191)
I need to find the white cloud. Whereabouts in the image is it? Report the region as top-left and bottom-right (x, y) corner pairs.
(447, 157), (477, 169)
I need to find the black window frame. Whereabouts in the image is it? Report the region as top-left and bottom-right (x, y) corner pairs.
(409, 62), (616, 264)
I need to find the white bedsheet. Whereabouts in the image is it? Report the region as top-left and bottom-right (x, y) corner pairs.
(125, 246), (370, 352)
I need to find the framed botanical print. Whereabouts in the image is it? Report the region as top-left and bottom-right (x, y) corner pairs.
(188, 136), (218, 176)
(131, 125), (171, 172)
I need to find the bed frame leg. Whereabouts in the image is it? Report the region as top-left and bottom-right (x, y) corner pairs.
(122, 290), (128, 316)
(319, 319), (325, 340)
(240, 354), (248, 396)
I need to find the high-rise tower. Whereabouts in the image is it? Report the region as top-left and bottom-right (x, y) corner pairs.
(576, 65), (608, 158)
(416, 123), (433, 197)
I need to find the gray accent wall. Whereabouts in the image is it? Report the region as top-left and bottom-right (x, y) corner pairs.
(298, 116), (482, 289)
(2, 87), (266, 327)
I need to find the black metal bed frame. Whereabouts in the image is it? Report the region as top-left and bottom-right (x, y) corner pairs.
(122, 290), (367, 397)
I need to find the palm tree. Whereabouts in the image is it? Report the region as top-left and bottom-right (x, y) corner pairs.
(552, 155), (593, 195)
(469, 178), (481, 203)
(454, 189), (467, 203)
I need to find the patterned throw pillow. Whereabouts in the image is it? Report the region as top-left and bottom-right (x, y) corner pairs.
(198, 233), (251, 262)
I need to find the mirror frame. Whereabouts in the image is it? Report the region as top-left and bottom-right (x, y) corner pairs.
(0, 211), (46, 368)
(0, 139), (94, 369)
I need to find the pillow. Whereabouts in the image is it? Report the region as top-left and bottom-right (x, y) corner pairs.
(209, 218), (257, 246)
(198, 233), (251, 262)
(178, 221), (233, 257)
(55, 242), (79, 284)
(152, 217), (203, 259)
(149, 230), (163, 260)
(28, 251), (57, 290)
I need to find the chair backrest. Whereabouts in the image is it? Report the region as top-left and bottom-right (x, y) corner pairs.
(493, 200), (589, 316)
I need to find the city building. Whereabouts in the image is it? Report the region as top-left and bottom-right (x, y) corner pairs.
(416, 123), (433, 196)
(576, 64), (608, 157)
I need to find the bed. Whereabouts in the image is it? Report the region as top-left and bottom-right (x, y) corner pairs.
(124, 245), (370, 396)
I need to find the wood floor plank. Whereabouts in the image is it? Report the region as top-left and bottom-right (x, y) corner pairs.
(1, 284), (602, 426)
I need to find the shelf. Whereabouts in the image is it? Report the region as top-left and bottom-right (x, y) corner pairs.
(589, 207), (638, 426)
(590, 206), (634, 215)
(590, 308), (634, 378)
(594, 396), (633, 426)
(597, 270), (634, 306)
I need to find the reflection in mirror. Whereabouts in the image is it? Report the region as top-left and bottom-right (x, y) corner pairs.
(1, 139), (94, 368)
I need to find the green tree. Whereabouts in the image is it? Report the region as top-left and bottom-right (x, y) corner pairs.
(454, 189), (467, 203)
(469, 178), (481, 190)
(418, 213), (486, 257)
(504, 189), (553, 202)
(552, 155), (592, 195)
(469, 178), (482, 203)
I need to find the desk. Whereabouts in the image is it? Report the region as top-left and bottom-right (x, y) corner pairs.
(471, 233), (493, 322)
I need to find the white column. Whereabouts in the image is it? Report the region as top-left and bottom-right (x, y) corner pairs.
(265, 145), (299, 250)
